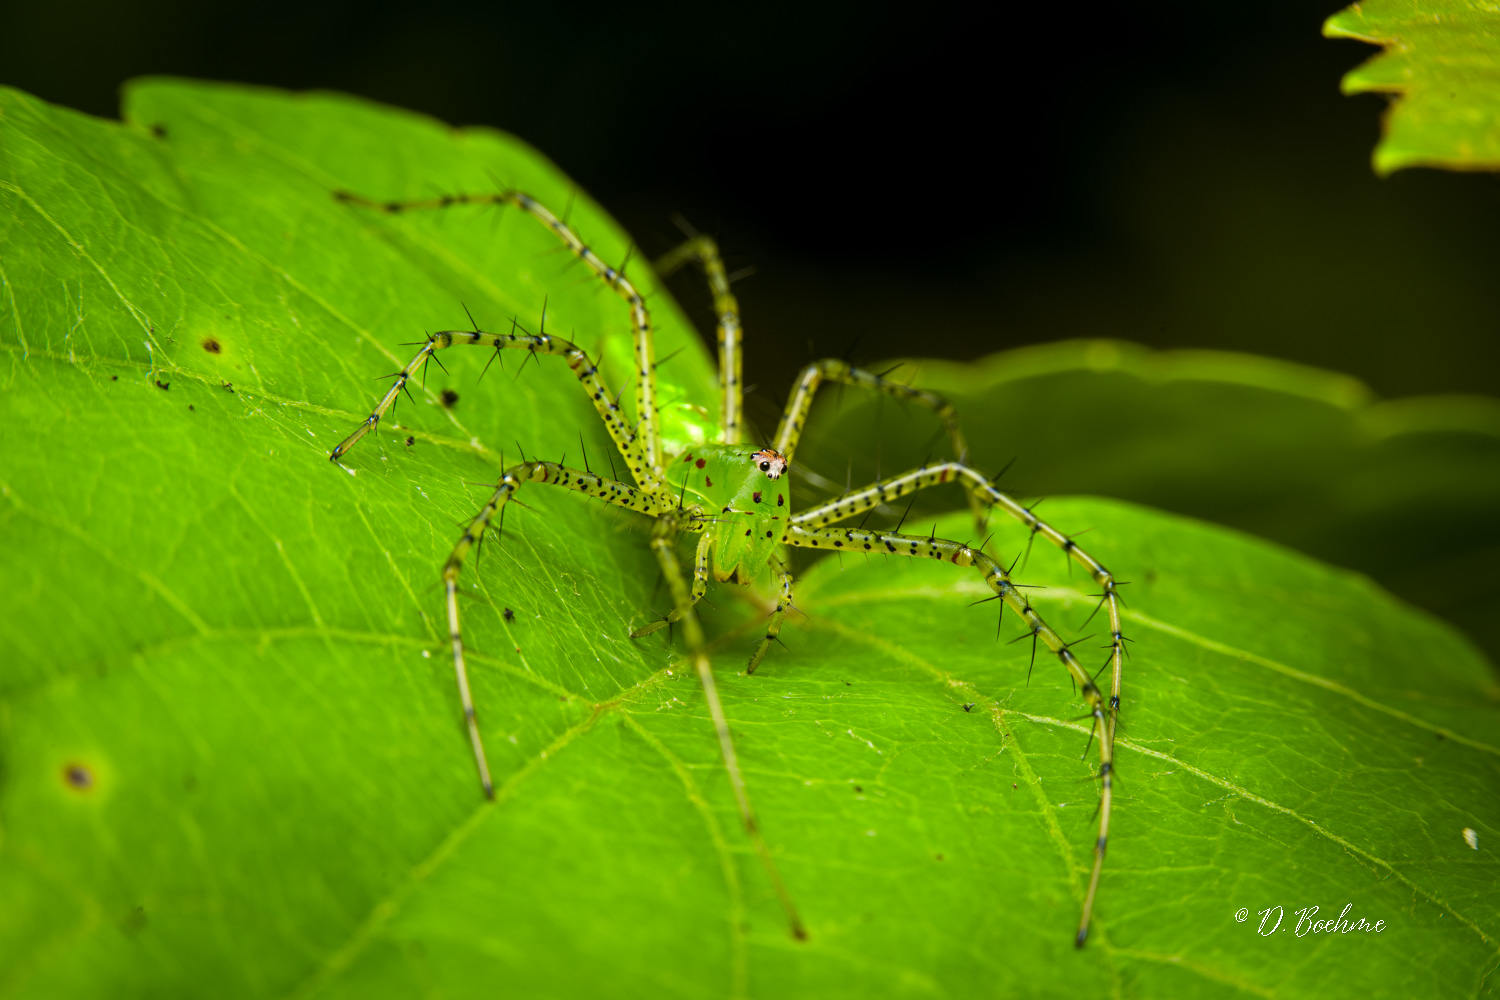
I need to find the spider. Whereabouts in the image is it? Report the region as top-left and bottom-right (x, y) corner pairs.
(327, 187), (1127, 948)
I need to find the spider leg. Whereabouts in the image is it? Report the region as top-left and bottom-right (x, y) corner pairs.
(784, 521), (1112, 948)
(629, 533), (712, 638)
(334, 188), (665, 483)
(441, 461), (672, 797)
(746, 563), (796, 675)
(655, 233), (745, 445)
(329, 327), (659, 492)
(772, 359), (987, 533)
(793, 460), (1126, 743)
(645, 511), (807, 941)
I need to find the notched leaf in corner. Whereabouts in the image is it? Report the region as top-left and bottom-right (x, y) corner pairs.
(1324, 0), (1500, 175)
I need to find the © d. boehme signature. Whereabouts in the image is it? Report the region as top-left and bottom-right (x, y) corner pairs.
(1233, 904), (1386, 936)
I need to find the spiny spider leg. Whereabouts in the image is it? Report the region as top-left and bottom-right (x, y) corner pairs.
(335, 188), (665, 483)
(440, 461), (674, 795)
(629, 533), (712, 637)
(773, 359), (988, 533)
(655, 232), (745, 444)
(328, 327), (657, 491)
(747, 563), (796, 675)
(644, 512), (808, 940)
(792, 460), (1127, 733)
(790, 460), (1125, 947)
(783, 521), (1113, 948)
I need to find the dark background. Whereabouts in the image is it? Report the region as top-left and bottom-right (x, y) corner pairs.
(4, 0), (1498, 405)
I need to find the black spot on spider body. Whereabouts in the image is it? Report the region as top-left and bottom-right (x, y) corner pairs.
(201, 337), (221, 354)
(441, 389), (460, 408)
(766, 530), (774, 538)
(833, 540), (842, 547)
(777, 494), (785, 506)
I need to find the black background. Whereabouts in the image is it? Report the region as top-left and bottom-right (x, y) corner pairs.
(4, 0), (1498, 408)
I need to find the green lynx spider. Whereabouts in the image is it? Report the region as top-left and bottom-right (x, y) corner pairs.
(328, 188), (1127, 948)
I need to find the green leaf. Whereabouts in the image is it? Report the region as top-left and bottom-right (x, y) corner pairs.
(797, 340), (1500, 665)
(1324, 0), (1500, 175)
(3, 80), (1498, 999)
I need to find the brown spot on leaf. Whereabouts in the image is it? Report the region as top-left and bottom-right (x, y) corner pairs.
(63, 763), (94, 792)
(201, 337), (222, 354)
(441, 389), (460, 408)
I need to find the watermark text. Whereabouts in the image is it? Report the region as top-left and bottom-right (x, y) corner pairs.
(1233, 904), (1385, 937)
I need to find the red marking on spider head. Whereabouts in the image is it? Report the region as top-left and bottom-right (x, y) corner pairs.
(751, 448), (788, 480)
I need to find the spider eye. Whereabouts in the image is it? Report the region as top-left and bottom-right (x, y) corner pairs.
(759, 462), (770, 471)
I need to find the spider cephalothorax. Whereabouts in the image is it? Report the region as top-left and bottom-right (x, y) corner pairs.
(329, 187), (1126, 949)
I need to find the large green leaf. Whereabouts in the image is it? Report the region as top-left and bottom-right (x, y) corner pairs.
(796, 341), (1500, 663)
(2, 80), (1498, 999)
(1324, 0), (1500, 174)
